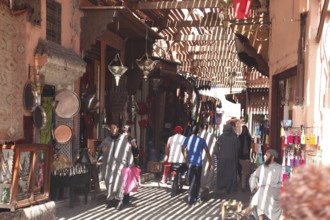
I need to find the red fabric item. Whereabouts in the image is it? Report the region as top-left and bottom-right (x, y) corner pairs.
(136, 102), (149, 115)
(162, 162), (171, 183)
(138, 119), (149, 129)
(122, 167), (141, 194)
(234, 0), (252, 19)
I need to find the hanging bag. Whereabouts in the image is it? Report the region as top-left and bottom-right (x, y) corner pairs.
(122, 166), (141, 194)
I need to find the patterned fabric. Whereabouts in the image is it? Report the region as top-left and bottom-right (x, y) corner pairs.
(0, 5), (25, 140)
(99, 134), (133, 201)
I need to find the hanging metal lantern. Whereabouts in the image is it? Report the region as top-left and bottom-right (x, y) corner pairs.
(136, 23), (158, 79)
(108, 52), (128, 86)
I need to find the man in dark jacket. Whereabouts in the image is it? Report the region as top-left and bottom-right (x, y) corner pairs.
(238, 125), (253, 191)
(216, 124), (240, 194)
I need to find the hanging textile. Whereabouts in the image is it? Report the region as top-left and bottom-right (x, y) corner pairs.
(40, 96), (53, 144)
(234, 0), (252, 19)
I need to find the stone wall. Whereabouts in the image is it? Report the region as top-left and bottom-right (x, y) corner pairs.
(0, 5), (25, 141)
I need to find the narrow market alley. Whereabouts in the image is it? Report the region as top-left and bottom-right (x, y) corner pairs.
(55, 178), (252, 220)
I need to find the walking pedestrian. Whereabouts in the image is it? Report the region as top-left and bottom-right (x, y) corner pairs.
(162, 125), (186, 183)
(238, 125), (253, 191)
(122, 125), (139, 205)
(182, 125), (212, 206)
(199, 126), (217, 200)
(216, 124), (240, 194)
(98, 123), (133, 210)
(122, 125), (139, 166)
(237, 149), (282, 220)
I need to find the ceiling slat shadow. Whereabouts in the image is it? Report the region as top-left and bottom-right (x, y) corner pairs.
(80, 0), (270, 90)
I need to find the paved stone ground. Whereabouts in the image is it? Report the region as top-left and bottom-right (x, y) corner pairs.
(55, 178), (252, 220)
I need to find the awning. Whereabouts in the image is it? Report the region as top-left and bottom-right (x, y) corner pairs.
(34, 39), (86, 87)
(149, 56), (194, 91)
(235, 33), (269, 76)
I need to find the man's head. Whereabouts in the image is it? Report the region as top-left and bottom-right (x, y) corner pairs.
(264, 149), (278, 165)
(122, 125), (131, 133)
(110, 124), (120, 137)
(174, 125), (183, 134)
(241, 125), (249, 135)
(191, 125), (200, 135)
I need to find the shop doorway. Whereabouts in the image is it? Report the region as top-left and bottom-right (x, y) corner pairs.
(270, 66), (297, 162)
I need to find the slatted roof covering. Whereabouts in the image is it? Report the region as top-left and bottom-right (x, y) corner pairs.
(80, 0), (270, 90)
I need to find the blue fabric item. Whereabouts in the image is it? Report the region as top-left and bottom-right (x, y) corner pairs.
(183, 136), (207, 167)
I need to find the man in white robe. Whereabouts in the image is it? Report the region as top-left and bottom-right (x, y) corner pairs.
(238, 149), (282, 220)
(199, 129), (217, 199)
(99, 123), (133, 210)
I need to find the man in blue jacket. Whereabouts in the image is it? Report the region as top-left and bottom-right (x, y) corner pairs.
(182, 125), (212, 206)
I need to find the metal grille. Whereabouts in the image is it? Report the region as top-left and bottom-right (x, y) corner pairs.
(55, 116), (73, 163)
(46, 0), (61, 44)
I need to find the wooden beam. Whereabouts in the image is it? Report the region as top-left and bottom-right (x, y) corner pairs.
(176, 42), (235, 53)
(155, 13), (224, 28)
(79, 0), (97, 7)
(180, 59), (239, 67)
(166, 32), (233, 42)
(177, 51), (237, 60)
(135, 0), (228, 10)
(316, 0), (329, 42)
(195, 66), (246, 73)
(157, 16), (270, 28)
(97, 30), (126, 51)
(179, 65), (246, 73)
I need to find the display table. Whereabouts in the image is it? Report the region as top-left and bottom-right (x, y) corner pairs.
(50, 173), (90, 208)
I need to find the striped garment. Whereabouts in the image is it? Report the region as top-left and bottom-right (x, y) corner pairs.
(167, 133), (186, 163)
(99, 134), (133, 201)
(199, 131), (217, 189)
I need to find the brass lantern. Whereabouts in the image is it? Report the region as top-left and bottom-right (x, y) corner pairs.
(108, 52), (128, 86)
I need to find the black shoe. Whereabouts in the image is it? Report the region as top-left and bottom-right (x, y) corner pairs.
(123, 194), (130, 205)
(116, 201), (123, 211)
(106, 200), (116, 209)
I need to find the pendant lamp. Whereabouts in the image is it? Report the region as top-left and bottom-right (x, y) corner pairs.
(136, 23), (159, 79)
(108, 52), (128, 86)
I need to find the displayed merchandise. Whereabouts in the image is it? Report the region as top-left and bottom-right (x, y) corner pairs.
(280, 122), (321, 183)
(0, 144), (52, 211)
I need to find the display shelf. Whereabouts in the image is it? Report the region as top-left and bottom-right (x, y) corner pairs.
(0, 144), (52, 211)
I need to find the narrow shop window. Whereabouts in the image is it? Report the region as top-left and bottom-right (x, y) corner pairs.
(46, 0), (61, 44)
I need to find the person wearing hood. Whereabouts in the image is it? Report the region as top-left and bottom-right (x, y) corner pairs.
(216, 124), (240, 194)
(98, 123), (133, 210)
